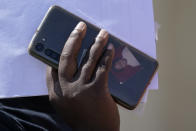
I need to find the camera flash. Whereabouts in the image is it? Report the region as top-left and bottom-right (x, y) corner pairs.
(42, 38), (46, 42)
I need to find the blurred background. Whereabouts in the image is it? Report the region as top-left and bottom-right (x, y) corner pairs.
(120, 0), (196, 130)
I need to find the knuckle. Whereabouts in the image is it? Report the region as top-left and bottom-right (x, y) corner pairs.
(93, 42), (104, 52)
(88, 41), (105, 61)
(88, 49), (99, 62)
(69, 30), (82, 38)
(96, 67), (108, 80)
(88, 56), (96, 65)
(95, 37), (105, 44)
(82, 58), (96, 71)
(62, 84), (83, 99)
(81, 64), (92, 81)
(60, 52), (72, 61)
(82, 62), (91, 71)
(98, 66), (107, 74)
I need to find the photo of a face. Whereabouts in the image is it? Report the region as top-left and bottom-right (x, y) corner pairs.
(114, 58), (128, 71)
(111, 46), (142, 84)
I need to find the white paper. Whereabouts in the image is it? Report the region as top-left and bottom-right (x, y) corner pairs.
(0, 0), (158, 101)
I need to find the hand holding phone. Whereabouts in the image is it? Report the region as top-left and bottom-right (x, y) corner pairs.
(46, 22), (120, 130)
(28, 5), (158, 109)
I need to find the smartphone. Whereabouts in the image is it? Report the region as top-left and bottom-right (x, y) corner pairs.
(28, 5), (158, 110)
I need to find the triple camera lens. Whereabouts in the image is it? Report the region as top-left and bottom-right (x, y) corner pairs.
(35, 43), (60, 61)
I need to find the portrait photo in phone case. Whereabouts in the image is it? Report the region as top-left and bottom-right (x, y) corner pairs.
(111, 46), (142, 85)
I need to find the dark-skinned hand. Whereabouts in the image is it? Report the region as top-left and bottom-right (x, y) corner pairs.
(46, 21), (120, 131)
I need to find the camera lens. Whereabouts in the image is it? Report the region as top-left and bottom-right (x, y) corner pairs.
(44, 48), (60, 61)
(35, 43), (44, 52)
(44, 49), (52, 56)
(51, 52), (60, 61)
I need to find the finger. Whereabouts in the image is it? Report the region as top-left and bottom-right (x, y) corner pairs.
(46, 66), (63, 97)
(93, 44), (115, 85)
(79, 29), (109, 83)
(59, 21), (87, 82)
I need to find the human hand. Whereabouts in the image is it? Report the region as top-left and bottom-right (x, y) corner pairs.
(46, 22), (120, 131)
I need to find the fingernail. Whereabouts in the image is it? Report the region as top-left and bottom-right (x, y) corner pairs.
(107, 43), (114, 50)
(75, 21), (86, 31)
(97, 29), (108, 39)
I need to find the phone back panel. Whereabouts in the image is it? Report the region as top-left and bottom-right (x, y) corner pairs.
(28, 6), (158, 109)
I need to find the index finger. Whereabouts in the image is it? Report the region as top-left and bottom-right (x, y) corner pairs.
(58, 21), (87, 81)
